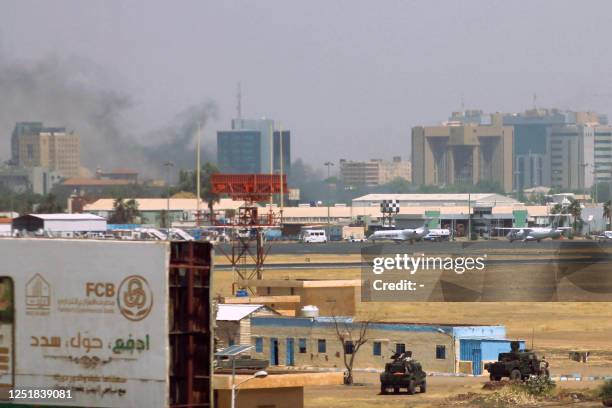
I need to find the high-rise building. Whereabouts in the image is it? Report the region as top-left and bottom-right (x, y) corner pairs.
(594, 126), (612, 184)
(217, 118), (291, 175)
(10, 122), (80, 178)
(450, 109), (608, 189)
(339, 157), (411, 187)
(412, 114), (513, 192)
(544, 124), (594, 190)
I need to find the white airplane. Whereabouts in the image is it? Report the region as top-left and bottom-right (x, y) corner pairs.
(596, 231), (612, 241)
(497, 216), (572, 243)
(368, 222), (430, 244)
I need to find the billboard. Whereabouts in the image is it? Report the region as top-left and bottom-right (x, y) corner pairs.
(0, 238), (170, 407)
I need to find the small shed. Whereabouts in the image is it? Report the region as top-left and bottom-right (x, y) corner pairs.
(460, 338), (526, 375)
(215, 304), (278, 347)
(12, 213), (107, 234)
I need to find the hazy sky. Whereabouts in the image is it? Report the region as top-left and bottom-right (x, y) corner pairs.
(2, 0), (612, 171)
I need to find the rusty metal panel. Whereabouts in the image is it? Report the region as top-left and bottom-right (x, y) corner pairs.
(169, 241), (213, 408)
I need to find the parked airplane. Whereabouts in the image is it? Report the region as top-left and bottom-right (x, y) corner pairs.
(596, 231), (612, 241)
(497, 215), (572, 242)
(368, 222), (430, 244)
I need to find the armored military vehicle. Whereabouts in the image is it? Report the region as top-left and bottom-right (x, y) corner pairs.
(380, 353), (427, 394)
(485, 342), (550, 381)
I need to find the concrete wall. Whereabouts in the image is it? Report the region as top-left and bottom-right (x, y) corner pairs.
(216, 387), (303, 408)
(250, 321), (456, 373)
(256, 286), (357, 316)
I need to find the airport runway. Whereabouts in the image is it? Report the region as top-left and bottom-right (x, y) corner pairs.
(217, 239), (612, 255)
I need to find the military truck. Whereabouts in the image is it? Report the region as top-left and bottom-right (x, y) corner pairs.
(380, 353), (427, 394)
(485, 342), (550, 381)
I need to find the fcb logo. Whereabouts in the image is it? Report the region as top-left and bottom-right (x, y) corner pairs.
(117, 275), (153, 321)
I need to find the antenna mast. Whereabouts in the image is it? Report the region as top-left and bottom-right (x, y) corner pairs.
(237, 82), (242, 119)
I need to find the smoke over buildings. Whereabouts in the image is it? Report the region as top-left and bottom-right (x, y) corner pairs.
(0, 53), (216, 178)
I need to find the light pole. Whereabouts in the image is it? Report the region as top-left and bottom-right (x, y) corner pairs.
(232, 370), (268, 408)
(324, 162), (334, 225)
(164, 161), (174, 234)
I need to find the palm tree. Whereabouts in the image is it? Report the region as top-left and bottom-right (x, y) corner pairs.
(567, 199), (582, 234)
(604, 200), (612, 230)
(200, 163), (220, 221)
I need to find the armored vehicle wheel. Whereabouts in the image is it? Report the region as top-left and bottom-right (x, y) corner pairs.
(407, 380), (416, 395)
(393, 387), (400, 394)
(510, 369), (522, 381)
(420, 380), (427, 393)
(380, 384), (387, 394)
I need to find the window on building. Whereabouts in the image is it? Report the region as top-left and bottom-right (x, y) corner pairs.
(395, 343), (405, 354)
(344, 341), (354, 355)
(299, 338), (307, 353)
(228, 338), (235, 346)
(255, 337), (263, 353)
(318, 339), (326, 353)
(436, 345), (446, 359)
(373, 341), (381, 356)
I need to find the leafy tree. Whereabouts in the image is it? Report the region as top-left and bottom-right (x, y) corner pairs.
(170, 162), (220, 218)
(109, 198), (140, 224)
(35, 194), (64, 213)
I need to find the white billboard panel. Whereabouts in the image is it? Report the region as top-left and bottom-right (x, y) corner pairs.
(0, 238), (169, 407)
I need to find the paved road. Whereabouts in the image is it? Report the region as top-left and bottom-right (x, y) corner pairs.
(217, 239), (612, 255)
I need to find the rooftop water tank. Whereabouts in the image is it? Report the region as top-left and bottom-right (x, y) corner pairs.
(300, 305), (319, 318)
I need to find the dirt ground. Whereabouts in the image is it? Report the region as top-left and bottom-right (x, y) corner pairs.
(214, 254), (612, 406)
(304, 372), (605, 408)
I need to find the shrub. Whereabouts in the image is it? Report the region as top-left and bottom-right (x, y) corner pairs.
(599, 379), (612, 400)
(523, 375), (556, 396)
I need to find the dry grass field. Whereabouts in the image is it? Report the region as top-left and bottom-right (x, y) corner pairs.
(214, 253), (612, 406)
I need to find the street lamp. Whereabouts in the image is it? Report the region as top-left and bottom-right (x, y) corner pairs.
(324, 161), (334, 225)
(164, 161), (174, 234)
(232, 370), (268, 408)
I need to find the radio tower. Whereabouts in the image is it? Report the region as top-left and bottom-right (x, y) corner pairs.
(236, 82), (242, 119)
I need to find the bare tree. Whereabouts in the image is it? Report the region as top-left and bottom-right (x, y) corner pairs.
(332, 315), (371, 385)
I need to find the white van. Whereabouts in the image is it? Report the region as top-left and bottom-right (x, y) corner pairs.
(301, 229), (327, 243)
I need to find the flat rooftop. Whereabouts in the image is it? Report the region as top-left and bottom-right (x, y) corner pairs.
(213, 371), (343, 390)
(237, 279), (361, 288)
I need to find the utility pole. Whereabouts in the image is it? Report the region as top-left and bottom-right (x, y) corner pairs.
(467, 193), (472, 240)
(164, 161), (175, 234)
(196, 123), (201, 228)
(324, 162), (334, 225)
(279, 123), (284, 224)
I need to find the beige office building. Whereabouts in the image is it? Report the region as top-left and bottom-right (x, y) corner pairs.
(339, 157), (411, 187)
(411, 114), (513, 192)
(15, 125), (80, 178)
(594, 125), (612, 183)
(544, 124), (594, 190)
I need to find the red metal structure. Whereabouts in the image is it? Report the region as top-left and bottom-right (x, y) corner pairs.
(210, 174), (287, 292)
(211, 174), (287, 226)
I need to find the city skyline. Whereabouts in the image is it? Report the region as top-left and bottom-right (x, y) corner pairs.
(4, 1), (612, 170)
